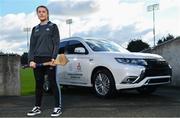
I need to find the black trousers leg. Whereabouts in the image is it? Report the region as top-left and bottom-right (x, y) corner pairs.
(33, 56), (61, 108)
(33, 67), (45, 107)
(47, 66), (61, 107)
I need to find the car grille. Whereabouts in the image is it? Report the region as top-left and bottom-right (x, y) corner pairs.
(133, 59), (172, 84)
(144, 59), (172, 77)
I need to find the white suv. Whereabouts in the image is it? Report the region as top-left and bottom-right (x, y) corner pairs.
(56, 37), (172, 97)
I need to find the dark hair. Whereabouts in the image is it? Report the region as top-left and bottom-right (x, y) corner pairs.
(36, 5), (49, 20)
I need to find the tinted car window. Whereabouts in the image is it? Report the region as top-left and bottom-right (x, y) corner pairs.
(59, 41), (68, 54)
(67, 40), (88, 54)
(85, 39), (129, 53)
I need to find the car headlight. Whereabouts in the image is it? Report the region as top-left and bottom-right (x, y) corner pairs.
(115, 58), (147, 66)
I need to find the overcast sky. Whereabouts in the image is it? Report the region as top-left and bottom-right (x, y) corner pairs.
(0, 0), (179, 55)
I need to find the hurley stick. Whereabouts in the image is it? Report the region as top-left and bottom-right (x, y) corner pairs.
(22, 54), (69, 68)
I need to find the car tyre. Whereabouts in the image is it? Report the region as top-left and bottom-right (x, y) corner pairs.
(92, 69), (117, 98)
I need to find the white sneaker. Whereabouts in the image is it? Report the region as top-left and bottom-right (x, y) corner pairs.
(51, 107), (62, 117)
(27, 106), (41, 116)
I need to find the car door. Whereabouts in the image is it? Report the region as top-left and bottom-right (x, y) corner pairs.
(65, 40), (91, 85)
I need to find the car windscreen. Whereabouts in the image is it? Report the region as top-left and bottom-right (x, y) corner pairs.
(85, 39), (129, 53)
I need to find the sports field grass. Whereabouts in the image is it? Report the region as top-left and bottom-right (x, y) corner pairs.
(20, 68), (35, 96)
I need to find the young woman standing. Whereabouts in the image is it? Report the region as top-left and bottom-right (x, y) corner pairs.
(27, 5), (62, 117)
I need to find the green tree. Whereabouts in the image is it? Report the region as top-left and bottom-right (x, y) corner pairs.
(157, 39), (163, 45)
(165, 34), (174, 41)
(0, 51), (4, 54)
(157, 34), (175, 45)
(127, 39), (150, 52)
(21, 52), (28, 65)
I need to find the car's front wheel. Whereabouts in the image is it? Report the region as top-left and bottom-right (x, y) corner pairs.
(92, 69), (116, 98)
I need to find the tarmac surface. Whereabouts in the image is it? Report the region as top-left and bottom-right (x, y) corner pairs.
(0, 86), (180, 117)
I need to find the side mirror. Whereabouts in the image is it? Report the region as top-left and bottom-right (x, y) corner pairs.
(74, 47), (86, 54)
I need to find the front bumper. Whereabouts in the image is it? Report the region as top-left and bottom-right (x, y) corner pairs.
(116, 75), (171, 90)
(115, 59), (172, 90)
